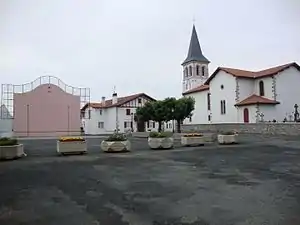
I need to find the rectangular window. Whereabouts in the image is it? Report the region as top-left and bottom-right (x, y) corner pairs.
(99, 109), (102, 115)
(220, 100), (226, 115)
(126, 109), (131, 115)
(152, 122), (155, 128)
(189, 116), (192, 122)
(207, 93), (211, 110)
(81, 111), (85, 119)
(124, 121), (132, 129)
(98, 122), (104, 128)
(138, 98), (142, 103)
(147, 121), (150, 128)
(208, 115), (211, 121)
(88, 110), (91, 119)
(202, 66), (205, 76)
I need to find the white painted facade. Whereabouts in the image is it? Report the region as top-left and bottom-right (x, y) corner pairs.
(184, 65), (300, 124)
(81, 93), (175, 134)
(0, 105), (13, 137)
(181, 25), (300, 124)
(184, 90), (210, 125)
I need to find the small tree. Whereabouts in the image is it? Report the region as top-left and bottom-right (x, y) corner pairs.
(173, 97), (195, 133)
(162, 97), (177, 131)
(163, 97), (177, 120)
(135, 101), (152, 122)
(135, 101), (153, 132)
(135, 100), (167, 132)
(150, 100), (167, 132)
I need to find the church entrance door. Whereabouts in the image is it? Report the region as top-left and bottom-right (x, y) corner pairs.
(243, 108), (249, 123)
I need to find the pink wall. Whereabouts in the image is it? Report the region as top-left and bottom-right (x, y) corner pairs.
(13, 84), (81, 137)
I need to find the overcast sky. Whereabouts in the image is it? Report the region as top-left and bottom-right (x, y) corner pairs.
(1, 0), (299, 101)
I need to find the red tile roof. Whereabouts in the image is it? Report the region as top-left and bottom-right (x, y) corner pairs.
(235, 94), (280, 106)
(182, 85), (209, 95)
(205, 62), (299, 84)
(81, 93), (155, 111)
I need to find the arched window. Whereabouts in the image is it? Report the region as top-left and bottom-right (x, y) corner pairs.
(189, 66), (192, 76)
(259, 80), (264, 96)
(202, 66), (205, 76)
(196, 65), (200, 75)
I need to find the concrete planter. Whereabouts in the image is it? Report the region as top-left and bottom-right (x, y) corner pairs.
(181, 136), (205, 146)
(217, 134), (238, 144)
(101, 140), (131, 152)
(0, 144), (26, 160)
(57, 141), (87, 155)
(148, 137), (174, 149)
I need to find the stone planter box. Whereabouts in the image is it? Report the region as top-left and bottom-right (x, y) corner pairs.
(0, 144), (26, 160)
(217, 134), (238, 144)
(101, 140), (131, 152)
(181, 136), (205, 146)
(57, 141), (87, 155)
(148, 137), (174, 149)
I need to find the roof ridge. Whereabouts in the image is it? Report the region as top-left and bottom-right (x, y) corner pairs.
(220, 62), (296, 73)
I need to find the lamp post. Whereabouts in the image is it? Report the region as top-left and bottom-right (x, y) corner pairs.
(172, 108), (175, 133)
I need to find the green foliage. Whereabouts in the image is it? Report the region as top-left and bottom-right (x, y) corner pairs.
(0, 137), (18, 146)
(162, 97), (177, 122)
(151, 101), (167, 123)
(135, 96), (195, 133)
(220, 131), (236, 135)
(135, 100), (167, 132)
(105, 133), (127, 141)
(149, 131), (173, 138)
(173, 97), (195, 122)
(135, 101), (153, 122)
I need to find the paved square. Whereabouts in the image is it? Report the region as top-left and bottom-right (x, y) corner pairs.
(0, 136), (300, 225)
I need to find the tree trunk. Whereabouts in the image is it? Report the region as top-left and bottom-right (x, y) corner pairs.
(176, 120), (181, 133)
(158, 121), (162, 132)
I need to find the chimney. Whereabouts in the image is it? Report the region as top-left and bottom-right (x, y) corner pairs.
(101, 96), (106, 106)
(112, 92), (118, 104)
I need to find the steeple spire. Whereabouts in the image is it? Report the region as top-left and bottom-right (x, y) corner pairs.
(182, 25), (210, 65)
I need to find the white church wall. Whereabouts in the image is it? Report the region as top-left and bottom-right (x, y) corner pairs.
(184, 90), (210, 124)
(209, 71), (238, 123)
(273, 66), (300, 121)
(237, 78), (255, 101)
(254, 76), (273, 99)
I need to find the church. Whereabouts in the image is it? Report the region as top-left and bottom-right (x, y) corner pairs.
(182, 25), (300, 124)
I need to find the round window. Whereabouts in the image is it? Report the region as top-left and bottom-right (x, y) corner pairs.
(221, 85), (224, 89)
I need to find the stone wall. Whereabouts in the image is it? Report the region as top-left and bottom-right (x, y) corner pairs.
(182, 123), (300, 136)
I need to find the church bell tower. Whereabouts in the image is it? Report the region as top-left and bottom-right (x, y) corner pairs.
(182, 25), (210, 93)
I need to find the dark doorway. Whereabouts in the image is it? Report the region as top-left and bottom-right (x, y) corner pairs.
(137, 119), (145, 132)
(243, 108), (249, 123)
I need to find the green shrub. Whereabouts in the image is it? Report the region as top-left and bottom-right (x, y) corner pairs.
(220, 131), (235, 135)
(0, 137), (18, 146)
(149, 131), (172, 138)
(105, 133), (127, 142)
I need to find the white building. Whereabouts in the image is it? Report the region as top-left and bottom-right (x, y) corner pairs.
(182, 25), (300, 124)
(81, 93), (175, 134)
(0, 104), (13, 137)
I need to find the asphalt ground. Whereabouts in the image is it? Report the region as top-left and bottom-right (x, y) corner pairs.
(0, 135), (300, 225)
